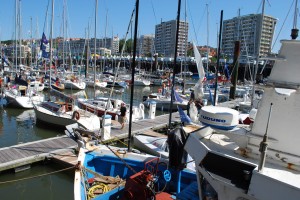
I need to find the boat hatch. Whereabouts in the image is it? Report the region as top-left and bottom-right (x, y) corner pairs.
(201, 152), (256, 191)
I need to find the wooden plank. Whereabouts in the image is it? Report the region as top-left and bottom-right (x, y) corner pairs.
(51, 151), (77, 166)
(0, 136), (78, 172)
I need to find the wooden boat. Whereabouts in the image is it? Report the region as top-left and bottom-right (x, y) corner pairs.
(74, 144), (199, 200)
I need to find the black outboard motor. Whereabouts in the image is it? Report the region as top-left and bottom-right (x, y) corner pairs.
(167, 126), (188, 170)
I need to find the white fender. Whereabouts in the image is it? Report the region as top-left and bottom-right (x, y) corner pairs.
(189, 102), (198, 123)
(139, 103), (145, 119)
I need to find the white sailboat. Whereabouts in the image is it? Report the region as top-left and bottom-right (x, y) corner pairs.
(4, 85), (44, 108)
(34, 0), (100, 132)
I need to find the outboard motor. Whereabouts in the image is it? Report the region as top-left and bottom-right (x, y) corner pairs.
(167, 126), (188, 170)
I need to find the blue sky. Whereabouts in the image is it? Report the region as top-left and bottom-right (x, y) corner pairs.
(0, 0), (298, 53)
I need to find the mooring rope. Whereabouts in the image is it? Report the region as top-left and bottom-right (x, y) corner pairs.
(0, 166), (75, 184)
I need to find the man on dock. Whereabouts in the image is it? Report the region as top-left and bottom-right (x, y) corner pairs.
(119, 103), (127, 129)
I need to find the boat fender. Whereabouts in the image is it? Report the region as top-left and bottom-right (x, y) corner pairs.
(117, 149), (126, 154)
(72, 111), (80, 120)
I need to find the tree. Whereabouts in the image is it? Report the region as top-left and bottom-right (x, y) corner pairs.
(119, 38), (133, 54)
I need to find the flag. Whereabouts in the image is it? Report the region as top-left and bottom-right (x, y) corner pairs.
(40, 32), (49, 58)
(173, 88), (183, 103)
(2, 55), (9, 65)
(224, 64), (230, 80)
(178, 106), (192, 124)
(192, 42), (205, 82)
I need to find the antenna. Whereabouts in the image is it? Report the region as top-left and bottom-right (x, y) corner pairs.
(258, 103), (273, 172)
(291, 0), (299, 39)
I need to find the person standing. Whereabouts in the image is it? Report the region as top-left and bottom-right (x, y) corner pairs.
(119, 103), (127, 129)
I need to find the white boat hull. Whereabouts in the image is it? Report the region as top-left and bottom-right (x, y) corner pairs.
(5, 91), (44, 109)
(34, 104), (100, 131)
(64, 80), (86, 90)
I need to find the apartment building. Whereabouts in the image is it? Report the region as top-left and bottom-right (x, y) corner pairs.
(155, 20), (188, 57)
(222, 14), (277, 57)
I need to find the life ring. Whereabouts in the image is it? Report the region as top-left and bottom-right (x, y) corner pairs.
(72, 111), (80, 120)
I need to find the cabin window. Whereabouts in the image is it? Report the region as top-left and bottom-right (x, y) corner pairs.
(201, 152), (256, 191)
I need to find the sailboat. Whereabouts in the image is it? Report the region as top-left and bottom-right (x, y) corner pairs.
(4, 0), (44, 108)
(184, 2), (300, 199)
(34, 0), (99, 131)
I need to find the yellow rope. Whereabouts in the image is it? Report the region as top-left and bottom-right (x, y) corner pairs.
(0, 166), (74, 184)
(88, 183), (110, 199)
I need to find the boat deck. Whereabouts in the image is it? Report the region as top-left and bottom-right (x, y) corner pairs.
(0, 136), (77, 172)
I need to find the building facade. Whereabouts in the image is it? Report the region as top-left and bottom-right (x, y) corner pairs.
(138, 34), (155, 56)
(155, 20), (188, 57)
(56, 36), (119, 58)
(222, 14), (277, 57)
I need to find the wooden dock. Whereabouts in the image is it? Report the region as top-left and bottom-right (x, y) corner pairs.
(0, 136), (77, 172)
(0, 112), (182, 172)
(102, 112), (181, 141)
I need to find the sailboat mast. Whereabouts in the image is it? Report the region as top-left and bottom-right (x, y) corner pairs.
(128, 0), (139, 152)
(30, 17), (33, 67)
(168, 0), (181, 129)
(206, 4), (209, 72)
(62, 0), (65, 70)
(35, 17), (39, 67)
(18, 0), (22, 66)
(49, 0), (54, 88)
(94, 0), (98, 99)
(251, 0), (265, 107)
(15, 0), (18, 69)
(213, 11), (223, 105)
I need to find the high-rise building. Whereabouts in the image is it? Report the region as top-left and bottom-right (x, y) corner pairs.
(155, 20), (188, 57)
(112, 36), (119, 55)
(138, 34), (155, 56)
(222, 14), (277, 57)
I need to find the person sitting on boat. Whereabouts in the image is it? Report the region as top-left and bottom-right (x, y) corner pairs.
(119, 103), (127, 130)
(162, 82), (166, 95)
(55, 77), (60, 86)
(190, 89), (195, 101)
(187, 99), (193, 117)
(195, 98), (204, 113)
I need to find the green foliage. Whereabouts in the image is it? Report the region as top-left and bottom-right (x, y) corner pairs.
(119, 38), (133, 54)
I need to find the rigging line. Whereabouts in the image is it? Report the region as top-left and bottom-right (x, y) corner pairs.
(187, 0), (199, 45)
(43, 0), (50, 33)
(194, 6), (207, 43)
(150, 0), (158, 25)
(0, 166), (75, 185)
(101, 5), (136, 127)
(272, 0), (294, 50)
